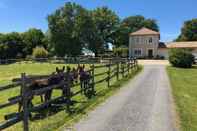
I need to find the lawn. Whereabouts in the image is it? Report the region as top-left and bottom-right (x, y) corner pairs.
(0, 62), (142, 131)
(167, 66), (197, 131)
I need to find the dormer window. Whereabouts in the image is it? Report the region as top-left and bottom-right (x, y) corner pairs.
(149, 37), (153, 43)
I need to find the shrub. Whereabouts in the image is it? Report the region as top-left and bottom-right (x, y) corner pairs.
(113, 47), (128, 57)
(32, 46), (49, 58)
(169, 48), (194, 68)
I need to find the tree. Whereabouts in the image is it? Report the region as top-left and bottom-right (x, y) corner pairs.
(176, 19), (197, 41)
(114, 15), (159, 47)
(32, 46), (49, 58)
(90, 7), (120, 56)
(48, 2), (93, 57)
(0, 32), (25, 59)
(22, 28), (46, 55)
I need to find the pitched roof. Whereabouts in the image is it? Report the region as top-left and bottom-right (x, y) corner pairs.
(158, 42), (167, 49)
(167, 41), (197, 48)
(130, 27), (160, 36)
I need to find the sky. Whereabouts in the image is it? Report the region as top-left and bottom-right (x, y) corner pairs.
(0, 0), (196, 42)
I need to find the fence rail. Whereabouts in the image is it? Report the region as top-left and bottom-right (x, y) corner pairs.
(0, 58), (138, 131)
(0, 57), (132, 65)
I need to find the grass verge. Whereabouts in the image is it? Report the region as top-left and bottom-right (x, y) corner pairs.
(167, 66), (197, 131)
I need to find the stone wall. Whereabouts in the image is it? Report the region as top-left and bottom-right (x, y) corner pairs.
(129, 35), (160, 58)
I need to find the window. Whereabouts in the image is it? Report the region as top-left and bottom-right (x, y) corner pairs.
(134, 49), (142, 56)
(149, 37), (153, 43)
(136, 37), (139, 43)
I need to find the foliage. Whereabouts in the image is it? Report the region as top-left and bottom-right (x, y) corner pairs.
(0, 29), (46, 59)
(48, 2), (93, 57)
(0, 32), (25, 59)
(176, 18), (197, 41)
(169, 48), (194, 68)
(113, 47), (128, 57)
(32, 46), (49, 58)
(113, 15), (159, 47)
(89, 7), (120, 56)
(0, 2), (161, 59)
(22, 28), (46, 55)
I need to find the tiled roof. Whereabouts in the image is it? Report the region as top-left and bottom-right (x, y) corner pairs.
(167, 41), (197, 48)
(130, 27), (160, 36)
(158, 42), (167, 49)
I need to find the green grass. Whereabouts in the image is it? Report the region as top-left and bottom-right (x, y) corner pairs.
(0, 62), (142, 131)
(167, 66), (197, 131)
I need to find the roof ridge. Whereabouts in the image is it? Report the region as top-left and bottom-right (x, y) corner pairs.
(130, 27), (160, 36)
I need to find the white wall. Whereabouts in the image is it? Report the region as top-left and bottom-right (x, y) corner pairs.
(158, 49), (168, 59)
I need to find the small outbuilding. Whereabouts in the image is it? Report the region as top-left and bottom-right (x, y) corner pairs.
(167, 41), (197, 57)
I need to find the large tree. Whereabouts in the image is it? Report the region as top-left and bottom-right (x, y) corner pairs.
(89, 7), (120, 56)
(176, 18), (197, 41)
(0, 32), (25, 59)
(48, 2), (93, 57)
(22, 28), (46, 55)
(113, 15), (159, 47)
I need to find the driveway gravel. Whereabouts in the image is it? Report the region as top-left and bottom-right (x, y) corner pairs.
(69, 65), (179, 131)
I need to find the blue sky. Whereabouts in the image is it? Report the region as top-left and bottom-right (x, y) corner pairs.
(0, 0), (196, 42)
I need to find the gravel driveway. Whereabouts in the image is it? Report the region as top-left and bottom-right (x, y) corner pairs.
(69, 65), (179, 131)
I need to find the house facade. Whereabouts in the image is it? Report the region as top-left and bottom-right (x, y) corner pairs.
(129, 27), (168, 58)
(129, 27), (197, 59)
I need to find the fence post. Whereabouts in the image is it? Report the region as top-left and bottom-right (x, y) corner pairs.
(91, 64), (95, 95)
(107, 64), (111, 87)
(116, 62), (119, 81)
(21, 73), (29, 131)
(121, 62), (124, 78)
(134, 58), (138, 69)
(127, 60), (130, 74)
(63, 78), (72, 113)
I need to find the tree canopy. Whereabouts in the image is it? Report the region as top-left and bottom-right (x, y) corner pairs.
(176, 19), (197, 41)
(113, 15), (159, 47)
(22, 28), (46, 55)
(89, 7), (120, 56)
(0, 28), (46, 59)
(0, 2), (162, 59)
(0, 32), (25, 59)
(48, 2), (93, 57)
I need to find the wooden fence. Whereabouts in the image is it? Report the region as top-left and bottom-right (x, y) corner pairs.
(0, 57), (132, 64)
(0, 58), (138, 131)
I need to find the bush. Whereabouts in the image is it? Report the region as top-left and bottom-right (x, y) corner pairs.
(169, 48), (194, 68)
(113, 47), (128, 57)
(32, 46), (49, 58)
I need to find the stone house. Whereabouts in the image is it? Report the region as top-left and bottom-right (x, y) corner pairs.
(129, 27), (168, 58)
(129, 27), (197, 59)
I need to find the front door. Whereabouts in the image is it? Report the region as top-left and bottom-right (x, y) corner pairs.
(148, 49), (153, 58)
